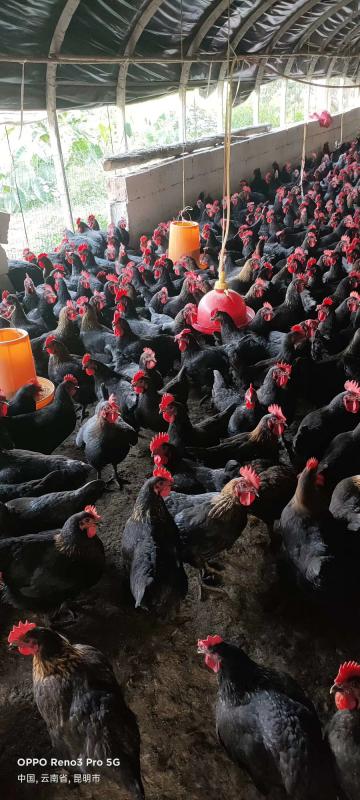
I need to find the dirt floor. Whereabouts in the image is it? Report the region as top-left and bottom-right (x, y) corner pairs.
(0, 398), (357, 800)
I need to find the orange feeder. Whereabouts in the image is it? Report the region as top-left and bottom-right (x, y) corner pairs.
(0, 328), (54, 409)
(168, 220), (200, 266)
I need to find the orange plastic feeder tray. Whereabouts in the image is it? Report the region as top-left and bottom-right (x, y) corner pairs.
(0, 327), (54, 409)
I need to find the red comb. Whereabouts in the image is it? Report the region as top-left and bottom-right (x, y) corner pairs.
(45, 334), (56, 346)
(268, 404), (286, 422)
(82, 353), (92, 366)
(8, 620), (36, 644)
(115, 287), (128, 301)
(107, 394), (119, 409)
(263, 301), (273, 309)
(335, 661), (360, 686)
(64, 374), (78, 385)
(275, 362), (292, 374)
(152, 466), (173, 482)
(143, 347), (155, 357)
(322, 297), (333, 306)
(239, 465), (261, 490)
(150, 432), (170, 453)
(131, 370), (145, 383)
(306, 458), (319, 471)
(159, 393), (175, 412)
(197, 634), (223, 649)
(2, 289), (9, 301)
(175, 328), (192, 340)
(84, 505), (101, 521)
(344, 380), (360, 396)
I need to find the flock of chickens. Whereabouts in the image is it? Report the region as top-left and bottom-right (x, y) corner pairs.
(1, 137), (360, 799)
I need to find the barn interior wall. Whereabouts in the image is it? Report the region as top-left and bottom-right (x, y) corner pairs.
(109, 106), (360, 243)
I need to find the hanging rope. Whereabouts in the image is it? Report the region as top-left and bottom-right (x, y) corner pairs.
(106, 105), (114, 153)
(19, 62), (25, 139)
(5, 126), (29, 248)
(300, 80), (311, 200)
(216, 0), (235, 290)
(179, 0), (187, 215)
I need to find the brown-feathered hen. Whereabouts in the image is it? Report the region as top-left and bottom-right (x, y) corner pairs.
(8, 623), (145, 799)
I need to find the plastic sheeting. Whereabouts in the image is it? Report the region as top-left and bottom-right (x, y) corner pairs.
(0, 0), (358, 111)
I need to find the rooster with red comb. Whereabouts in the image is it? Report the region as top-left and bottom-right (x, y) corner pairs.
(165, 465), (262, 596)
(327, 660), (360, 800)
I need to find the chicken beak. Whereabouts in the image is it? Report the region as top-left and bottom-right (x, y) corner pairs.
(330, 683), (338, 695)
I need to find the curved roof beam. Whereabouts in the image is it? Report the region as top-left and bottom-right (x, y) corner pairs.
(250, 0), (323, 104)
(116, 0), (166, 109)
(295, 1), (357, 51)
(46, 0), (82, 114)
(218, 0), (279, 84)
(325, 23), (360, 81)
(283, 1), (358, 81)
(179, 0), (232, 90)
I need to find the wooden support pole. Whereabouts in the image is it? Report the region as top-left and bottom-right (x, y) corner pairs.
(0, 52), (352, 66)
(116, 80), (128, 153)
(46, 68), (74, 231)
(45, 0), (79, 231)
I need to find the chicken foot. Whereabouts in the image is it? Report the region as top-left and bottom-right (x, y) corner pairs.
(204, 560), (225, 576)
(112, 464), (130, 488)
(198, 571), (230, 602)
(96, 467), (129, 489)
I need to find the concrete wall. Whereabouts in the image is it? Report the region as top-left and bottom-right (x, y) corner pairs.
(109, 107), (360, 245)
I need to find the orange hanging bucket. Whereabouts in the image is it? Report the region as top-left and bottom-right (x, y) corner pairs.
(168, 220), (201, 266)
(0, 328), (36, 397)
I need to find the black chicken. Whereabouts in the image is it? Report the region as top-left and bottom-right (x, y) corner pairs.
(9, 623), (145, 799)
(197, 635), (336, 798)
